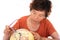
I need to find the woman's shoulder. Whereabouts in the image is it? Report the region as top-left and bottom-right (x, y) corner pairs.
(45, 18), (52, 24)
(41, 18), (50, 22)
(41, 18), (52, 25)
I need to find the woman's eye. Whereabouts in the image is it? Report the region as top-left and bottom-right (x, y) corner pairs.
(39, 15), (45, 17)
(33, 12), (36, 14)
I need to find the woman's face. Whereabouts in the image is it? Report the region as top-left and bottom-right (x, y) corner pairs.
(30, 10), (46, 22)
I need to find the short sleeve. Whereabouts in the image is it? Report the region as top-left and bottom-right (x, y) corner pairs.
(46, 19), (56, 36)
(11, 16), (28, 30)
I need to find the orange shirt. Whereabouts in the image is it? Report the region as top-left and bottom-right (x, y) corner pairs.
(12, 16), (56, 37)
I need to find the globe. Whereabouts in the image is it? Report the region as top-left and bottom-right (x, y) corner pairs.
(10, 29), (34, 40)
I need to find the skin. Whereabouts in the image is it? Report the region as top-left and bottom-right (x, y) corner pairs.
(30, 9), (45, 22)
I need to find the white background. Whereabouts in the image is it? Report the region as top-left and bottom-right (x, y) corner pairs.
(0, 0), (60, 40)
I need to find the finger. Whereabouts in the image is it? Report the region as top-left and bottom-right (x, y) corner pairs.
(30, 31), (36, 35)
(30, 31), (37, 39)
(4, 25), (11, 33)
(6, 25), (11, 31)
(6, 25), (10, 29)
(6, 25), (14, 31)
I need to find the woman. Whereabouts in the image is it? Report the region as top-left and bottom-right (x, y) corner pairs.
(4, 0), (60, 40)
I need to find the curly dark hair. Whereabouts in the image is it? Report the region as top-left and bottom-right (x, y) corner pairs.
(30, 0), (52, 17)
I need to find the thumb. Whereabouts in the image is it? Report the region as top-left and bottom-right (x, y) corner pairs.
(5, 25), (12, 31)
(6, 25), (10, 29)
(6, 25), (15, 32)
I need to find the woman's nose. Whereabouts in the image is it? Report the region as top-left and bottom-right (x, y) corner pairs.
(35, 15), (39, 19)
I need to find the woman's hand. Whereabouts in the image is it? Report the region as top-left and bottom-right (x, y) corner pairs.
(3, 25), (13, 40)
(4, 25), (12, 34)
(30, 31), (41, 40)
(4, 25), (14, 34)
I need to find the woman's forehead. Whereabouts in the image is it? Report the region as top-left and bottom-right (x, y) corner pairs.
(31, 10), (45, 14)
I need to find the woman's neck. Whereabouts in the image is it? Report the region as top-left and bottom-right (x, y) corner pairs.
(27, 17), (40, 31)
(29, 17), (40, 25)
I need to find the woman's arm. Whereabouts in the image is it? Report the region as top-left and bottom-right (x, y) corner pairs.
(31, 31), (60, 40)
(41, 32), (60, 40)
